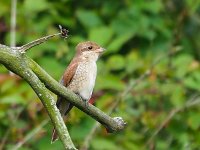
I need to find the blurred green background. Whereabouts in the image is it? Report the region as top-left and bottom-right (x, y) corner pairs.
(1, 0), (200, 150)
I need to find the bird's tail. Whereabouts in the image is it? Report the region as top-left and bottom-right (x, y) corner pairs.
(51, 97), (73, 143)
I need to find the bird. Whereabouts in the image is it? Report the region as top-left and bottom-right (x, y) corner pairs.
(51, 41), (105, 142)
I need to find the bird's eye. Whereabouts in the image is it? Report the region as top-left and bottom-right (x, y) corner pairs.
(88, 46), (93, 50)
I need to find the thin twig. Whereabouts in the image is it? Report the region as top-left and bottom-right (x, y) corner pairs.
(12, 119), (49, 150)
(18, 25), (68, 52)
(9, 0), (17, 76)
(80, 46), (182, 150)
(10, 0), (17, 47)
(19, 33), (61, 53)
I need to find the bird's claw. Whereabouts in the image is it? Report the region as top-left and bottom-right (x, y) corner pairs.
(83, 100), (89, 110)
(76, 94), (89, 110)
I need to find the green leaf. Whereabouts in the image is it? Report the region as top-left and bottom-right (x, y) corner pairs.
(184, 71), (200, 91)
(106, 55), (125, 71)
(170, 86), (185, 107)
(24, 0), (49, 13)
(1, 80), (15, 93)
(186, 0), (200, 14)
(0, 1), (10, 17)
(0, 94), (25, 104)
(70, 119), (93, 140)
(6, 144), (31, 150)
(125, 51), (142, 74)
(34, 137), (63, 150)
(69, 35), (85, 45)
(137, 1), (163, 14)
(37, 57), (65, 80)
(76, 10), (103, 28)
(188, 112), (200, 130)
(106, 31), (135, 54)
(91, 138), (121, 150)
(24, 0), (49, 14)
(173, 54), (193, 79)
(96, 74), (125, 91)
(89, 26), (114, 46)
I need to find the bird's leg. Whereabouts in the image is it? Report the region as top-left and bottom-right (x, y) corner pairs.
(83, 99), (89, 109)
(75, 93), (89, 109)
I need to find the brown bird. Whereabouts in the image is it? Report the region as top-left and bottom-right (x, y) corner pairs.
(51, 41), (105, 142)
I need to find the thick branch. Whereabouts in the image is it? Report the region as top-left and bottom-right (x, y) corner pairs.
(23, 69), (76, 150)
(0, 45), (76, 150)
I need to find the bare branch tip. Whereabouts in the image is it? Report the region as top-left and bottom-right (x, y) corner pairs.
(113, 117), (127, 128)
(59, 25), (69, 39)
(106, 117), (126, 133)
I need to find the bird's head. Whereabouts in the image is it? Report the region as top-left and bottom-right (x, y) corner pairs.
(76, 41), (105, 61)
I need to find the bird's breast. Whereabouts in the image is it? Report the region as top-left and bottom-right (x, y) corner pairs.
(68, 61), (97, 100)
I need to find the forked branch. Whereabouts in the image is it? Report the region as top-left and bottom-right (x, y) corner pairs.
(0, 27), (125, 150)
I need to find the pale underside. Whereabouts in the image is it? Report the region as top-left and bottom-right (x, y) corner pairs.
(68, 60), (97, 101)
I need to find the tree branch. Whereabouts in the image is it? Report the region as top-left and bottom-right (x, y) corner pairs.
(0, 46), (76, 150)
(0, 29), (125, 149)
(17, 25), (68, 53)
(10, 0), (17, 47)
(19, 33), (61, 52)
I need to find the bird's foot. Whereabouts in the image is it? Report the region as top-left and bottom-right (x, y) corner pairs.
(75, 93), (89, 109)
(83, 99), (89, 110)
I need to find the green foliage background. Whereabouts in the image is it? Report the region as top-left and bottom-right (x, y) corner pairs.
(0, 0), (200, 149)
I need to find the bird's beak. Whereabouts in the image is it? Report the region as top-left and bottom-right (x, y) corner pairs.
(95, 47), (105, 53)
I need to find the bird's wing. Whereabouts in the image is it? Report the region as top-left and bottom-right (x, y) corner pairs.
(52, 58), (80, 143)
(62, 58), (79, 86)
(56, 58), (79, 110)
